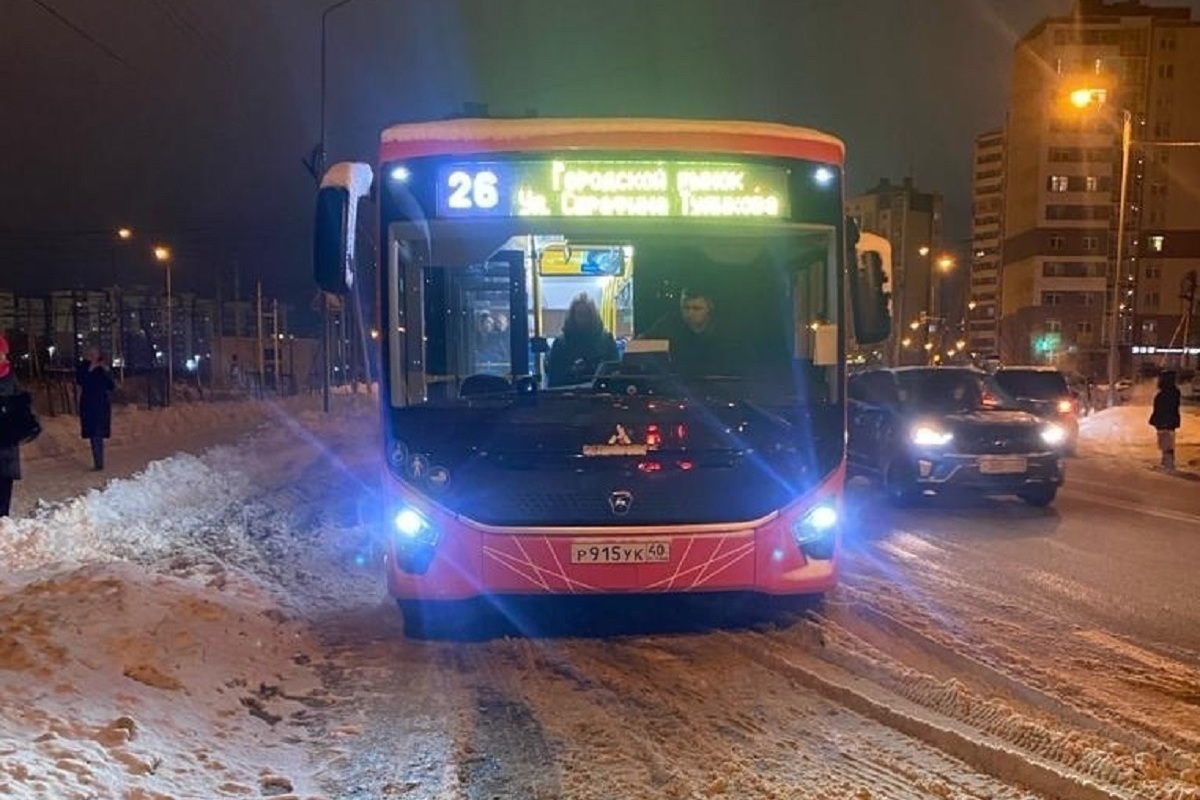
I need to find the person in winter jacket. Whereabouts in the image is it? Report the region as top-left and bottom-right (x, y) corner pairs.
(1149, 370), (1182, 471)
(0, 335), (21, 516)
(547, 294), (619, 387)
(77, 346), (116, 471)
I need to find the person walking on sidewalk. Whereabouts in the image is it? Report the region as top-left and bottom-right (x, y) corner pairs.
(77, 346), (116, 471)
(1149, 370), (1182, 472)
(0, 335), (22, 516)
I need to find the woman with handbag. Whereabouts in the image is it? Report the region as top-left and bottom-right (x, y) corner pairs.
(0, 335), (22, 517)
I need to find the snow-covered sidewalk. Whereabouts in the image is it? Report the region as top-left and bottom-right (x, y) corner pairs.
(0, 393), (381, 800)
(1078, 404), (1200, 468)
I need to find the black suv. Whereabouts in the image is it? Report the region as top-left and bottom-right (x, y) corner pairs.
(992, 366), (1080, 453)
(848, 367), (1065, 506)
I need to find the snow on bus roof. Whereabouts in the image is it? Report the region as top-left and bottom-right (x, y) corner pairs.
(379, 118), (845, 162)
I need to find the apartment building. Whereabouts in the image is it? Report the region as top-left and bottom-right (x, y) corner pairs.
(998, 0), (1200, 376)
(846, 178), (946, 365)
(969, 131), (1004, 355)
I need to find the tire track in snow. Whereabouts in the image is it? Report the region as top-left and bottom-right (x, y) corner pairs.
(478, 633), (1043, 799)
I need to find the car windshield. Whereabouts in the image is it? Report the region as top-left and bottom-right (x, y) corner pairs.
(993, 370), (1070, 399)
(896, 370), (1016, 413)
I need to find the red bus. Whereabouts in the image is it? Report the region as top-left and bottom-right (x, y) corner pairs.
(314, 118), (891, 636)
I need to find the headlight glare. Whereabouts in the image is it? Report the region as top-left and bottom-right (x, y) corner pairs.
(911, 425), (954, 447)
(801, 504), (838, 535)
(1041, 424), (1066, 446)
(394, 508), (427, 538)
(792, 502), (839, 560)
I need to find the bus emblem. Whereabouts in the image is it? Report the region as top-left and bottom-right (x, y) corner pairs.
(609, 490), (634, 515)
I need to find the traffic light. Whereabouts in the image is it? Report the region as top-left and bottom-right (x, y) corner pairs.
(1033, 332), (1061, 355)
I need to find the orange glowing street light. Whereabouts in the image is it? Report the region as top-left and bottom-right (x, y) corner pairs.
(920, 250), (957, 364)
(1069, 88), (1100, 109)
(1069, 85), (1129, 406)
(153, 245), (174, 405)
(117, 227), (133, 240)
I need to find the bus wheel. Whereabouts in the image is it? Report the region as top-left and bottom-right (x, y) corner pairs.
(884, 460), (920, 507)
(397, 599), (482, 641)
(1017, 485), (1058, 507)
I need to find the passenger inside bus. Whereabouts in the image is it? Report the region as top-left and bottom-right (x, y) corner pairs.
(546, 294), (620, 387)
(475, 311), (508, 369)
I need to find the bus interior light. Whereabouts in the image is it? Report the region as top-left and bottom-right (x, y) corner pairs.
(391, 165), (412, 183)
(813, 167), (835, 186)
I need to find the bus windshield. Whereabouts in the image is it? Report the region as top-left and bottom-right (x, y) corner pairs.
(387, 224), (840, 410)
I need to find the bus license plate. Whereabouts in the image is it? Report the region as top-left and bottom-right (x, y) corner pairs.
(978, 456), (1027, 474)
(571, 541), (670, 565)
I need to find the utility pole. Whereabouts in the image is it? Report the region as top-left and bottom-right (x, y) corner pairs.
(309, 0), (359, 413)
(1107, 110), (1132, 409)
(256, 280), (265, 398)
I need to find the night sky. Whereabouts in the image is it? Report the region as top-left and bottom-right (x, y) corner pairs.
(4, 0), (1198, 308)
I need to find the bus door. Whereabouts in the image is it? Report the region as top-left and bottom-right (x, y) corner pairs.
(393, 240), (526, 403)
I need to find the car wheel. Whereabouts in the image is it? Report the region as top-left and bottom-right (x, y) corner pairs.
(884, 459), (920, 507)
(1018, 485), (1058, 507)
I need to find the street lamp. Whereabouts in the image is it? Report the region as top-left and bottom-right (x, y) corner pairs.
(920, 249), (956, 364)
(1070, 88), (1200, 404)
(111, 228), (135, 378)
(316, 0), (359, 181)
(154, 245), (173, 406)
(311, 0), (360, 413)
(1069, 89), (1132, 407)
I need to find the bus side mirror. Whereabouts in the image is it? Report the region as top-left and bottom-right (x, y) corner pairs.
(314, 162), (373, 295)
(849, 225), (893, 346)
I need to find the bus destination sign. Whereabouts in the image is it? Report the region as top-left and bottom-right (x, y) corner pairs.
(435, 160), (790, 219)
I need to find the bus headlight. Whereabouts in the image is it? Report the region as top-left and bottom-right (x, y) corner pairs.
(792, 503), (838, 560)
(394, 508), (429, 539)
(1041, 424), (1066, 447)
(391, 506), (439, 574)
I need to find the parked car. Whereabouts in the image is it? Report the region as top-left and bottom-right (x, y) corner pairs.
(848, 366), (1066, 506)
(992, 366), (1080, 452)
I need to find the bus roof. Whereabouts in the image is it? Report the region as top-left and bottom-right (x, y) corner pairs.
(379, 118), (845, 165)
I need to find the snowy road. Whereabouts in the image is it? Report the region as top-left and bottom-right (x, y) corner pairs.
(2, 400), (1198, 799)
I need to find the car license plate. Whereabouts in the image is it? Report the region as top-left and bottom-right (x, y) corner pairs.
(979, 456), (1027, 474)
(570, 541), (670, 564)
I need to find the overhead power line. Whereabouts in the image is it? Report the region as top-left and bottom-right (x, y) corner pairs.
(26, 0), (139, 73)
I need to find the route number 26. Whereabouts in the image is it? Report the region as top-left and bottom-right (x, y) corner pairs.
(447, 170), (500, 210)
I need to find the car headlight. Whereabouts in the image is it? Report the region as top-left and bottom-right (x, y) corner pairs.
(911, 425), (954, 447)
(1056, 399), (1073, 414)
(792, 502), (838, 560)
(1041, 424), (1066, 446)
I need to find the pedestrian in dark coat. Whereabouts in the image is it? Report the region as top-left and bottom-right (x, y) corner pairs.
(77, 346), (116, 471)
(0, 335), (20, 516)
(1149, 370), (1182, 471)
